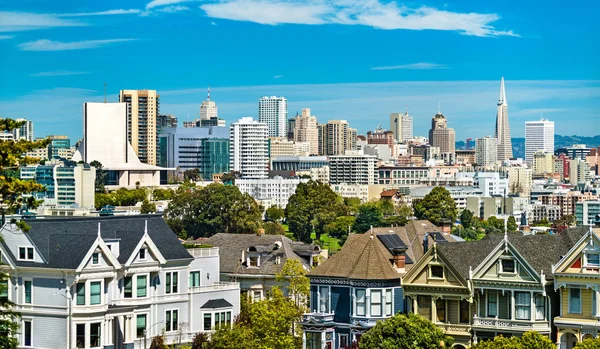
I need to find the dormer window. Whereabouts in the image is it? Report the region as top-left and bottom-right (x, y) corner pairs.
(139, 248), (146, 260)
(501, 259), (515, 273)
(430, 265), (444, 279)
(92, 253), (100, 265)
(249, 256), (258, 267)
(584, 253), (600, 268)
(18, 247), (34, 261)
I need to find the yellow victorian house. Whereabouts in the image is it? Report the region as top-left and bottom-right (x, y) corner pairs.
(552, 226), (600, 349)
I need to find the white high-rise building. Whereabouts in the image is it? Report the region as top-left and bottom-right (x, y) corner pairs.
(525, 118), (554, 165)
(494, 77), (513, 161)
(475, 136), (498, 167)
(259, 96), (288, 138)
(13, 118), (34, 141)
(230, 117), (269, 179)
(200, 87), (218, 120)
(401, 112), (413, 142)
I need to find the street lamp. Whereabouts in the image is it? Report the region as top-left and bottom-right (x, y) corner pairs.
(144, 320), (164, 349)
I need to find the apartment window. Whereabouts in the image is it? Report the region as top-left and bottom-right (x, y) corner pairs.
(137, 275), (147, 297)
(23, 320), (32, 347)
(204, 313), (212, 330)
(417, 295), (431, 319)
(487, 292), (497, 317)
(90, 322), (101, 347)
(124, 277), (133, 298)
(24, 280), (32, 304)
(569, 288), (582, 314)
(585, 253), (600, 267)
(515, 292), (531, 320)
(385, 289), (393, 316)
(356, 289), (366, 316)
(501, 259), (515, 273)
(535, 294), (545, 320)
(18, 247), (34, 261)
(436, 298), (446, 322)
(371, 290), (382, 317)
(319, 286), (330, 313)
(139, 248), (146, 260)
(430, 266), (444, 278)
(165, 272), (178, 294)
(190, 271), (201, 287)
(76, 283), (85, 305)
(92, 253), (99, 265)
(76, 324), (85, 348)
(460, 300), (470, 323)
(90, 282), (101, 305)
(136, 314), (147, 338)
(165, 310), (178, 332)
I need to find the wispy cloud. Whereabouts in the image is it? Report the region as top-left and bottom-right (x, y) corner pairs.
(273, 75), (284, 79)
(0, 11), (85, 32)
(146, 0), (194, 9)
(371, 62), (447, 70)
(211, 21), (217, 25)
(30, 71), (90, 77)
(58, 9), (142, 17)
(0, 35), (14, 39)
(200, 0), (519, 37)
(156, 5), (189, 13)
(18, 39), (136, 51)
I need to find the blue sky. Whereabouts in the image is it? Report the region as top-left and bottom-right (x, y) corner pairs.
(0, 0), (598, 142)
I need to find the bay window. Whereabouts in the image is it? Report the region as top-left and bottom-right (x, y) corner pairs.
(137, 275), (147, 298)
(569, 288), (581, 314)
(76, 324), (85, 348)
(90, 323), (101, 347)
(204, 313), (212, 330)
(319, 286), (329, 313)
(460, 300), (470, 323)
(436, 298), (446, 322)
(76, 283), (85, 305)
(417, 295), (431, 319)
(385, 289), (393, 316)
(124, 277), (132, 298)
(487, 292), (497, 317)
(90, 282), (101, 305)
(136, 315), (146, 338)
(370, 290), (382, 317)
(515, 292), (531, 320)
(535, 294), (545, 320)
(355, 289), (366, 316)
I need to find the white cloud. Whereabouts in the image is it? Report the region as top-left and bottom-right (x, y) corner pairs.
(211, 21), (217, 25)
(0, 35), (14, 39)
(18, 38), (136, 51)
(58, 9), (142, 17)
(30, 71), (90, 77)
(156, 5), (190, 13)
(146, 0), (194, 9)
(200, 0), (519, 37)
(273, 75), (284, 79)
(371, 62), (447, 70)
(0, 11), (85, 32)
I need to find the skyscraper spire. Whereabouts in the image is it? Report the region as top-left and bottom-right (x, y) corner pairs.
(498, 76), (507, 106)
(495, 77), (513, 161)
(207, 85), (211, 101)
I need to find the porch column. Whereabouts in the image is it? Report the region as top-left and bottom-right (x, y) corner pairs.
(366, 291), (371, 317)
(127, 314), (135, 343)
(530, 291), (535, 322)
(510, 290), (515, 320)
(556, 331), (563, 349)
(302, 331), (306, 349)
(596, 289), (600, 317)
(432, 297), (437, 323)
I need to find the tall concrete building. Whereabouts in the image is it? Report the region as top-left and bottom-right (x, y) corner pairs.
(525, 118), (554, 165)
(329, 151), (377, 185)
(494, 77), (513, 161)
(258, 96), (288, 138)
(294, 108), (319, 155)
(475, 136), (498, 167)
(13, 118), (34, 141)
(119, 89), (160, 165)
(401, 112), (413, 142)
(390, 111), (413, 143)
(200, 87), (218, 121)
(230, 117), (269, 179)
(533, 151), (554, 175)
(569, 158), (591, 185)
(429, 111), (455, 162)
(322, 120), (357, 156)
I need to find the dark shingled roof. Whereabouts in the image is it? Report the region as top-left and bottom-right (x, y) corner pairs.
(1, 215), (192, 269)
(201, 299), (233, 309)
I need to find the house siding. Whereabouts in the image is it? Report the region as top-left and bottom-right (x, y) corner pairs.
(393, 287), (403, 314)
(28, 314), (68, 349)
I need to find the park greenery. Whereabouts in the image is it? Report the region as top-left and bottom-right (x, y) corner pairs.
(413, 186), (458, 225)
(471, 331), (555, 349)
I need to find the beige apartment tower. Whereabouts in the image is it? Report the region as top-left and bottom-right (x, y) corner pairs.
(322, 120), (357, 156)
(294, 108), (319, 155)
(119, 89), (160, 165)
(429, 112), (456, 161)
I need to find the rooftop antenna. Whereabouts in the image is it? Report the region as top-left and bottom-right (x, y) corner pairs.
(405, 104), (408, 114)
(438, 101), (441, 114)
(97, 222), (101, 237)
(103, 82), (107, 103)
(207, 85), (210, 101)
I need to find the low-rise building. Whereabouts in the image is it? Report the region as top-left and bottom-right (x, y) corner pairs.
(271, 156), (329, 172)
(331, 184), (389, 203)
(329, 151), (377, 185)
(576, 201), (600, 226)
(533, 151), (555, 175)
(236, 174), (309, 209)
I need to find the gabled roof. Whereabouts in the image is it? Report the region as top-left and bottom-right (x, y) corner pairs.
(553, 227), (600, 274)
(0, 215), (192, 269)
(201, 299), (233, 309)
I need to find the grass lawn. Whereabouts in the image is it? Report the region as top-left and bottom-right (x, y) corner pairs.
(281, 224), (341, 253)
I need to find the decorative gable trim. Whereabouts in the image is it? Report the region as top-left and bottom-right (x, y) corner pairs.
(0, 242), (16, 269)
(402, 244), (470, 289)
(553, 226), (600, 274)
(76, 223), (122, 273)
(124, 221), (166, 267)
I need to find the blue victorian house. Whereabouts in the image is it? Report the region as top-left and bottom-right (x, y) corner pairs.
(300, 220), (458, 349)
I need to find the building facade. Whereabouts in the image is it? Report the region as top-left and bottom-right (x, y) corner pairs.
(475, 136), (498, 167)
(271, 156), (329, 172)
(329, 152), (377, 185)
(495, 77), (513, 162)
(525, 119), (554, 165)
(229, 117), (269, 179)
(294, 108), (319, 155)
(576, 201), (600, 226)
(236, 176), (309, 209)
(429, 112), (456, 163)
(321, 120), (357, 156)
(258, 96), (288, 138)
(533, 151), (555, 175)
(13, 118), (34, 141)
(119, 90), (160, 165)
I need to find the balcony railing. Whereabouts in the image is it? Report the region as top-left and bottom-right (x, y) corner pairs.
(188, 247), (219, 258)
(190, 281), (239, 293)
(472, 317), (549, 331)
(438, 323), (471, 334)
(302, 312), (335, 324)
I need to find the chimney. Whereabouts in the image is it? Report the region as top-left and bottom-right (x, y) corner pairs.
(392, 247), (407, 273)
(423, 233), (430, 254)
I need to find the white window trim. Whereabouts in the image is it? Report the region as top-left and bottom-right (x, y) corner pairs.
(499, 258), (517, 275)
(88, 279), (104, 306)
(370, 289), (383, 317)
(486, 291), (498, 317)
(165, 309), (179, 333)
(385, 289), (394, 316)
(339, 334), (349, 348)
(91, 252), (100, 266)
(568, 288), (583, 314)
(318, 285), (331, 314)
(189, 270), (202, 287)
(429, 265), (445, 279)
(89, 321), (102, 349)
(22, 317), (32, 347)
(23, 278), (33, 305)
(354, 288), (366, 317)
(583, 252), (600, 268)
(139, 248), (147, 260)
(17, 246), (34, 261)
(135, 273), (150, 299)
(165, 271), (179, 294)
(134, 312), (149, 339)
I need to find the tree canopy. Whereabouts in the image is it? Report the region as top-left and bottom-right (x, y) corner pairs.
(285, 180), (345, 242)
(164, 183), (262, 239)
(275, 259), (310, 308)
(359, 312), (453, 349)
(353, 203), (383, 233)
(265, 206), (284, 222)
(472, 331), (554, 349)
(413, 186), (457, 226)
(574, 337), (600, 348)
(140, 199), (157, 214)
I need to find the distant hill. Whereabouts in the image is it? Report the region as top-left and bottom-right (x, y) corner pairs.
(456, 135), (600, 159)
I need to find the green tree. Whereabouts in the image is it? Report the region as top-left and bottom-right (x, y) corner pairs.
(164, 183), (262, 238)
(381, 215), (408, 227)
(275, 259), (310, 308)
(552, 214), (576, 233)
(574, 337), (600, 348)
(263, 222), (285, 235)
(343, 197), (362, 215)
(397, 204), (413, 218)
(378, 199), (395, 216)
(324, 216), (355, 239)
(413, 186), (457, 226)
(221, 171), (240, 185)
(140, 199), (157, 214)
(486, 216), (505, 233)
(285, 180), (344, 242)
(152, 188), (175, 201)
(94, 192), (115, 210)
(89, 160), (106, 193)
(353, 203), (383, 233)
(265, 206), (284, 222)
(507, 215), (518, 232)
(184, 168), (201, 182)
(472, 331), (554, 349)
(359, 312), (453, 349)
(0, 118), (51, 348)
(191, 332), (209, 349)
(460, 209), (474, 229)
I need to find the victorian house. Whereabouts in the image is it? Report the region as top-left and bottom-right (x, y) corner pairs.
(300, 220), (458, 349)
(0, 215), (240, 349)
(552, 226), (600, 349)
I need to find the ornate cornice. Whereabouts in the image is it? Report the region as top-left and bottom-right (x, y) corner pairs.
(310, 277), (400, 288)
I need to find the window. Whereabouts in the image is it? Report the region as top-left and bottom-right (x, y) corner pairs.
(0, 280), (7, 302)
(319, 286), (329, 313)
(23, 320), (32, 347)
(165, 272), (178, 294)
(436, 298), (446, 322)
(306, 332), (322, 349)
(249, 256), (258, 267)
(535, 294), (545, 320)
(76, 283), (85, 305)
(252, 290), (261, 302)
(586, 254), (600, 267)
(18, 247), (34, 261)
(137, 275), (147, 297)
(430, 265), (444, 278)
(501, 259), (515, 273)
(92, 253), (99, 265)
(339, 334), (349, 348)
(204, 313), (212, 330)
(90, 322), (101, 347)
(190, 271), (201, 287)
(139, 248), (146, 260)
(417, 295), (431, 319)
(90, 282), (101, 305)
(356, 289), (366, 316)
(124, 277), (132, 298)
(226, 311), (231, 324)
(24, 280), (32, 304)
(569, 288), (582, 314)
(515, 292), (531, 320)
(136, 314), (146, 338)
(166, 310), (178, 332)
(460, 300), (470, 323)
(76, 324), (85, 348)
(487, 292), (497, 317)
(385, 289), (393, 316)
(371, 290), (382, 317)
